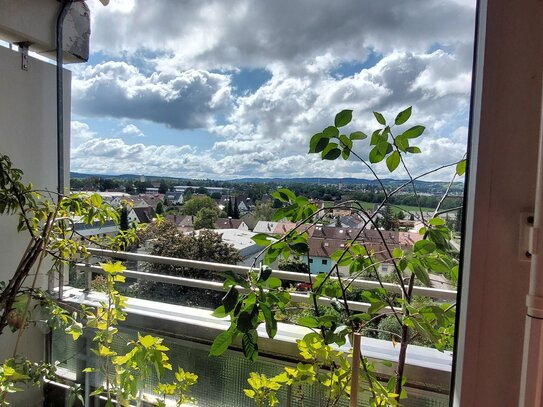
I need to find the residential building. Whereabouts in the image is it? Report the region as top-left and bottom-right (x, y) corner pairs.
(214, 218), (249, 230)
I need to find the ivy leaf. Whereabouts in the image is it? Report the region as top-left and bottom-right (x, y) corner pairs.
(209, 328), (235, 356)
(373, 111), (386, 125)
(402, 125), (425, 139)
(395, 107), (412, 125)
(335, 110), (353, 127)
(386, 151), (401, 172)
(456, 159), (466, 176)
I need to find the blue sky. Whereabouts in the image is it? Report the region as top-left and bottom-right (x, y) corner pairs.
(69, 0), (476, 181)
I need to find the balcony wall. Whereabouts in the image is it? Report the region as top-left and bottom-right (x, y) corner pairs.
(0, 45), (70, 405)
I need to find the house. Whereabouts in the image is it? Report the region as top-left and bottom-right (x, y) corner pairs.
(253, 221), (278, 234)
(0, 1), (541, 405)
(136, 194), (164, 209)
(240, 213), (258, 231)
(128, 206), (156, 224)
(164, 191), (184, 205)
(213, 229), (263, 267)
(214, 218), (249, 230)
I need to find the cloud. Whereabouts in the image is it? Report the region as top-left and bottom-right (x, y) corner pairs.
(121, 124), (144, 137)
(71, 121), (95, 147)
(72, 62), (233, 129)
(207, 50), (470, 178)
(72, 0), (475, 181)
(87, 0), (475, 73)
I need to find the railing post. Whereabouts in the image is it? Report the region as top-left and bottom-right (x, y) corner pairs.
(84, 257), (91, 292)
(350, 333), (362, 407)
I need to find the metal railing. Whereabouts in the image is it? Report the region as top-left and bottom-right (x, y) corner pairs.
(70, 247), (457, 314)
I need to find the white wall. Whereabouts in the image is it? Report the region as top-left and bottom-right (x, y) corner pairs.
(0, 45), (70, 406)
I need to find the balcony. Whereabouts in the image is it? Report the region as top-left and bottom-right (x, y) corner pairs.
(47, 247), (455, 406)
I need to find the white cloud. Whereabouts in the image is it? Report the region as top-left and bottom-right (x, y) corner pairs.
(87, 0), (475, 73)
(71, 121), (95, 147)
(121, 124), (144, 137)
(71, 0), (475, 181)
(72, 62), (233, 129)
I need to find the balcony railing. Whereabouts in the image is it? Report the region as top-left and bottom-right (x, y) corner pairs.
(53, 247), (456, 406)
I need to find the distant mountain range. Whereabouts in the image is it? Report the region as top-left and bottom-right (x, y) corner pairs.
(70, 172), (464, 193)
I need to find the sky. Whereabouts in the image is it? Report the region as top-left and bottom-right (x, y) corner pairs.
(69, 0), (476, 181)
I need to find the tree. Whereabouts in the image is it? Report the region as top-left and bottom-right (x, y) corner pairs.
(182, 195), (220, 216)
(124, 181), (135, 195)
(233, 197), (240, 219)
(158, 179), (168, 194)
(120, 206), (129, 231)
(183, 187), (194, 201)
(131, 222), (242, 308)
(379, 205), (395, 230)
(155, 201), (164, 215)
(226, 197), (233, 217)
(397, 210), (405, 220)
(254, 201), (275, 221)
(194, 207), (218, 230)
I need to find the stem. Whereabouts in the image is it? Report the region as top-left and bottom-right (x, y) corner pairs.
(394, 274), (415, 399)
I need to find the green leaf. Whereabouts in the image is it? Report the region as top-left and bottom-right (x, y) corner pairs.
(272, 188), (296, 202)
(402, 125), (425, 139)
(309, 133), (329, 154)
(267, 277), (282, 289)
(242, 331), (259, 361)
(407, 261), (431, 286)
(425, 256), (451, 274)
(335, 110), (353, 127)
(406, 146), (421, 154)
(395, 107), (412, 125)
(212, 305), (227, 318)
(322, 126), (339, 138)
(297, 316), (319, 328)
(260, 302), (277, 338)
(373, 111), (386, 125)
(258, 266), (273, 283)
(222, 286), (239, 313)
(90, 193), (102, 207)
(322, 143), (341, 160)
(339, 134), (352, 151)
(350, 131), (367, 140)
(369, 145), (384, 164)
(414, 240), (436, 255)
(386, 150), (401, 172)
(456, 159), (466, 176)
(395, 135), (409, 152)
(209, 328), (235, 356)
(238, 306), (258, 333)
(429, 217), (445, 226)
